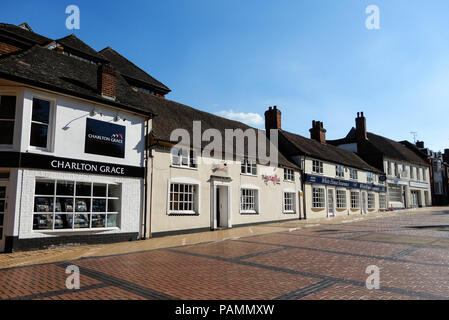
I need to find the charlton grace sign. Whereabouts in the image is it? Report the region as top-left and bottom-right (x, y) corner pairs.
(85, 118), (126, 158)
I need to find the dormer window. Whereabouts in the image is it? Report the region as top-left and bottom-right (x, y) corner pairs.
(171, 147), (197, 169)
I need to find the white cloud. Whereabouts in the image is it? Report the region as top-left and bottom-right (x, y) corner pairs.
(216, 110), (264, 126)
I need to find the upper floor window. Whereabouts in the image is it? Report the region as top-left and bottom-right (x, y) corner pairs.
(284, 168), (294, 182)
(366, 172), (374, 183)
(336, 165), (344, 178)
(0, 95), (16, 145)
(312, 160), (323, 174)
(241, 160), (257, 175)
(410, 166), (415, 180)
(386, 162), (391, 175)
(349, 168), (358, 180)
(394, 163), (399, 177)
(423, 169), (427, 181)
(30, 98), (52, 149)
(417, 168), (422, 181)
(171, 148), (197, 169)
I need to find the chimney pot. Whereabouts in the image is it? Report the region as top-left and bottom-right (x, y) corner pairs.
(264, 106), (282, 133)
(310, 120), (326, 143)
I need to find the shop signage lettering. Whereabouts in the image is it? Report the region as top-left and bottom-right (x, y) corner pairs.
(51, 160), (125, 175)
(306, 174), (387, 193)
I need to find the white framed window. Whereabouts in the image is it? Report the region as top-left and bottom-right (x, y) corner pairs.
(169, 183), (198, 214)
(312, 160), (323, 174)
(30, 98), (53, 150)
(240, 188), (258, 213)
(171, 148), (197, 169)
(283, 192), (295, 213)
(284, 168), (294, 182)
(241, 160), (257, 175)
(33, 179), (120, 231)
(349, 168), (358, 180)
(379, 193), (387, 210)
(386, 162), (391, 176)
(368, 193), (375, 209)
(350, 191), (360, 209)
(336, 165), (344, 178)
(417, 168), (422, 181)
(394, 163), (399, 177)
(336, 189), (347, 209)
(0, 95), (16, 145)
(410, 167), (415, 180)
(366, 172), (374, 183)
(312, 187), (325, 208)
(423, 169), (427, 181)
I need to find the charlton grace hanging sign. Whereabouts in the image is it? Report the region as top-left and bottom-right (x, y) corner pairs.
(85, 118), (126, 158)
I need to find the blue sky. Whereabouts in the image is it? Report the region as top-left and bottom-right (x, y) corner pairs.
(2, 0), (449, 151)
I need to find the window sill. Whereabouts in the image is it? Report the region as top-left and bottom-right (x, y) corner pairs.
(283, 211), (296, 214)
(241, 173), (257, 177)
(170, 165), (198, 171)
(283, 179), (295, 183)
(168, 212), (199, 216)
(33, 227), (119, 233)
(240, 211), (259, 215)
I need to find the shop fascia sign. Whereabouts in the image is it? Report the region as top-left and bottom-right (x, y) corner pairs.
(306, 174), (387, 193)
(409, 181), (429, 189)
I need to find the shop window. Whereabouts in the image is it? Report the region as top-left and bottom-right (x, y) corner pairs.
(379, 193), (387, 210)
(350, 191), (360, 209)
(312, 160), (323, 174)
(368, 193), (375, 209)
(388, 184), (402, 203)
(0, 96), (16, 145)
(240, 188), (258, 213)
(241, 160), (257, 175)
(349, 168), (358, 180)
(336, 189), (347, 209)
(169, 183), (197, 214)
(33, 179), (121, 231)
(336, 165), (344, 178)
(171, 148), (197, 169)
(283, 192), (295, 213)
(312, 187), (325, 208)
(30, 98), (52, 149)
(284, 168), (294, 182)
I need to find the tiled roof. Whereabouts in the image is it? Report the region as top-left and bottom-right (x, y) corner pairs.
(0, 23), (51, 46)
(55, 34), (108, 63)
(0, 45), (155, 116)
(138, 92), (298, 169)
(99, 47), (170, 94)
(280, 130), (383, 173)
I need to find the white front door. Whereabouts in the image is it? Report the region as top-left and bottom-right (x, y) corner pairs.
(0, 183), (7, 252)
(361, 191), (367, 214)
(212, 184), (231, 229)
(327, 189), (335, 217)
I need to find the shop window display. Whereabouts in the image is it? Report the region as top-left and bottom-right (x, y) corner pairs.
(33, 179), (121, 230)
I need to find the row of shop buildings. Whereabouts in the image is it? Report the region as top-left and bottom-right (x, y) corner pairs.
(0, 23), (439, 252)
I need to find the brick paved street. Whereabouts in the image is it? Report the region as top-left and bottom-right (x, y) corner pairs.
(3, 209), (449, 300)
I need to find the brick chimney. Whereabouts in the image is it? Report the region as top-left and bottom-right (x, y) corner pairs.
(416, 141), (425, 149)
(98, 63), (116, 100)
(355, 112), (367, 141)
(264, 106), (282, 132)
(310, 120), (326, 143)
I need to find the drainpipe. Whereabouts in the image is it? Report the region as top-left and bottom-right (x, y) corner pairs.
(301, 156), (307, 220)
(142, 118), (150, 240)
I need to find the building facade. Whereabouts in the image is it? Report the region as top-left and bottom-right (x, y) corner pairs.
(264, 107), (387, 220)
(329, 113), (432, 210)
(0, 24), (158, 252)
